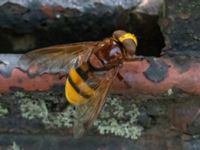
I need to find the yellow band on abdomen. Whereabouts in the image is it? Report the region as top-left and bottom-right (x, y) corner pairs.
(69, 67), (95, 96)
(65, 67), (96, 105)
(65, 78), (88, 105)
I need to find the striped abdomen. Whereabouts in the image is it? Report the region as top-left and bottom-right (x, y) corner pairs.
(65, 63), (99, 105)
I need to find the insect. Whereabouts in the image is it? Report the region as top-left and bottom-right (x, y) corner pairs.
(18, 30), (138, 138)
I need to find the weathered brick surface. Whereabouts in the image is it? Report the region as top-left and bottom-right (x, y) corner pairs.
(0, 0), (200, 149)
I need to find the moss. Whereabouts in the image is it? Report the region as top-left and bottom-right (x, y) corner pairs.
(0, 104), (8, 117)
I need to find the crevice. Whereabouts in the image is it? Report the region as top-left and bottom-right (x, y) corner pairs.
(0, 3), (165, 57)
(129, 13), (165, 57)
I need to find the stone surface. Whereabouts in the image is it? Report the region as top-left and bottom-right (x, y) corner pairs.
(0, 91), (199, 149)
(0, 0), (200, 149)
(0, 1), (165, 56)
(160, 0), (200, 53)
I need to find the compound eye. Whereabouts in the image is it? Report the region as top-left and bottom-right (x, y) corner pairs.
(112, 30), (138, 58)
(119, 33), (138, 58)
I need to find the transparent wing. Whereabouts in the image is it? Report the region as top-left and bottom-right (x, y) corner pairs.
(17, 42), (98, 74)
(73, 67), (119, 138)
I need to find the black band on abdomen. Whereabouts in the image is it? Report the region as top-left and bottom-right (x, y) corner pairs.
(68, 75), (91, 99)
(76, 67), (88, 81)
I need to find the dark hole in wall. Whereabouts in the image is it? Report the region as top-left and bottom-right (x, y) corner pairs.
(0, 4), (165, 57)
(128, 13), (165, 57)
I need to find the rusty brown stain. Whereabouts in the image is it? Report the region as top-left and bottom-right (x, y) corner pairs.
(40, 4), (64, 18)
(111, 58), (200, 95)
(0, 68), (66, 92)
(40, 4), (54, 18)
(1, 58), (200, 96)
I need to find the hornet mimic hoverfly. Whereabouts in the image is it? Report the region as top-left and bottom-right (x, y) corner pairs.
(18, 30), (138, 138)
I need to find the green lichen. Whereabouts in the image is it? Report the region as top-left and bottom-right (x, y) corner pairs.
(43, 106), (74, 128)
(17, 91), (74, 128)
(16, 91), (142, 139)
(8, 142), (24, 150)
(94, 97), (142, 140)
(20, 98), (48, 120)
(166, 88), (173, 96)
(14, 91), (25, 98)
(0, 104), (8, 117)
